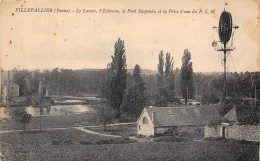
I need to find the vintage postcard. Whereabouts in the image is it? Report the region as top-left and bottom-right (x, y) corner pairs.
(0, 0), (259, 160)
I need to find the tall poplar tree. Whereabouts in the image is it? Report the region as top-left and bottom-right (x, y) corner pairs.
(107, 38), (127, 119)
(121, 65), (145, 117)
(156, 50), (175, 106)
(181, 49), (194, 105)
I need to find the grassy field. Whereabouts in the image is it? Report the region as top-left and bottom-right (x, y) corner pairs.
(0, 110), (259, 161)
(0, 128), (258, 161)
(86, 124), (204, 141)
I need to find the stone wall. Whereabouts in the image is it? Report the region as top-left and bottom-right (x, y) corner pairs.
(204, 125), (260, 142)
(204, 125), (221, 138)
(226, 125), (260, 142)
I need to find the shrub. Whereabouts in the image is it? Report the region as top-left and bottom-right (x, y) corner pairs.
(79, 141), (93, 145)
(11, 108), (32, 132)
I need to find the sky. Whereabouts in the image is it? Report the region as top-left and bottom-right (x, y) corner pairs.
(0, 0), (259, 73)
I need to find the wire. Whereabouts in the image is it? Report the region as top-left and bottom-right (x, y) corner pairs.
(229, 52), (237, 72)
(230, 28), (237, 47)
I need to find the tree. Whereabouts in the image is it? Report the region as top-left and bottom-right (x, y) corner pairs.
(107, 38), (127, 119)
(121, 65), (146, 117)
(92, 100), (115, 131)
(156, 51), (175, 106)
(11, 108), (32, 132)
(180, 49), (194, 105)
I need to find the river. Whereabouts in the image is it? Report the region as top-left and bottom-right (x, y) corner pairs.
(0, 100), (94, 119)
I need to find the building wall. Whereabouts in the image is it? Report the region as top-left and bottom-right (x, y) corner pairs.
(8, 83), (19, 98)
(226, 125), (260, 142)
(137, 110), (154, 136)
(204, 125), (260, 142)
(204, 125), (221, 138)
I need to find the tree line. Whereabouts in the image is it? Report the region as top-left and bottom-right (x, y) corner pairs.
(11, 38), (260, 121)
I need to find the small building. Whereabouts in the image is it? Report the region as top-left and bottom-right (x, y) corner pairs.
(1, 81), (19, 101)
(8, 82), (19, 98)
(137, 106), (220, 136)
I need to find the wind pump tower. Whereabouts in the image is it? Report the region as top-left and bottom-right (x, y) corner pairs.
(212, 8), (239, 113)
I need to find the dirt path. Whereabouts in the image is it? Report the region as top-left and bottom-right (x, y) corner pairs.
(74, 127), (122, 138)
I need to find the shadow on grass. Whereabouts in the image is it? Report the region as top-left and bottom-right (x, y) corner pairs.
(78, 137), (137, 145)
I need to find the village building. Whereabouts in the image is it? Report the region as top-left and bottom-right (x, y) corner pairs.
(137, 105), (220, 136)
(1, 81), (19, 102)
(1, 70), (19, 102)
(204, 106), (260, 142)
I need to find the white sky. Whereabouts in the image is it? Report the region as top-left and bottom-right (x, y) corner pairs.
(0, 0), (259, 72)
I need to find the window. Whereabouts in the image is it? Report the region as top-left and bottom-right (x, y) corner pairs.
(139, 125), (140, 130)
(143, 117), (148, 124)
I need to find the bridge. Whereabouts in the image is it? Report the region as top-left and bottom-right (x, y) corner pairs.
(44, 95), (101, 101)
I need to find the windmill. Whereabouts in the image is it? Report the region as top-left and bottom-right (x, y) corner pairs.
(212, 8), (239, 113)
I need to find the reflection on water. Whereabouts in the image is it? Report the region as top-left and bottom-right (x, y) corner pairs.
(54, 100), (85, 103)
(26, 104), (93, 116)
(0, 104), (93, 119)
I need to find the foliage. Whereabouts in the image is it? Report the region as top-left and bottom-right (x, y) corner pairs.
(156, 51), (175, 106)
(105, 38), (127, 119)
(180, 49), (194, 104)
(31, 93), (44, 105)
(92, 101), (116, 131)
(11, 108), (32, 131)
(201, 93), (220, 104)
(121, 65), (146, 118)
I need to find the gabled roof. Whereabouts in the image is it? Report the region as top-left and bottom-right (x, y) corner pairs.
(223, 106), (258, 124)
(144, 105), (220, 127)
(223, 107), (237, 122)
(1, 80), (19, 87)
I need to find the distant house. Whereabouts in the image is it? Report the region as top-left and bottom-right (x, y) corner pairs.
(1, 81), (19, 99)
(137, 106), (220, 136)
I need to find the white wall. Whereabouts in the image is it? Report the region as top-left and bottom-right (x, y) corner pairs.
(137, 110), (154, 136)
(204, 125), (221, 138)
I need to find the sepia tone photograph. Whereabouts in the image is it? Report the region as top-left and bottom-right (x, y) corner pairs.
(0, 0), (259, 160)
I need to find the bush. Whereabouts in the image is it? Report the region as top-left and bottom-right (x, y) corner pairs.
(79, 141), (93, 145)
(64, 140), (74, 145)
(95, 137), (136, 145)
(162, 126), (178, 136)
(51, 140), (61, 145)
(201, 93), (220, 104)
(11, 108), (32, 132)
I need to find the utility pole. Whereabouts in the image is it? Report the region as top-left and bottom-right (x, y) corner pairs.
(255, 85), (257, 108)
(186, 86), (189, 105)
(223, 43), (227, 110)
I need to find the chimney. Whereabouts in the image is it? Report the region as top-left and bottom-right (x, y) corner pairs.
(152, 111), (156, 123)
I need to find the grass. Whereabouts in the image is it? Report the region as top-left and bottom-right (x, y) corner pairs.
(0, 111), (258, 161)
(0, 128), (259, 161)
(86, 123), (137, 137)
